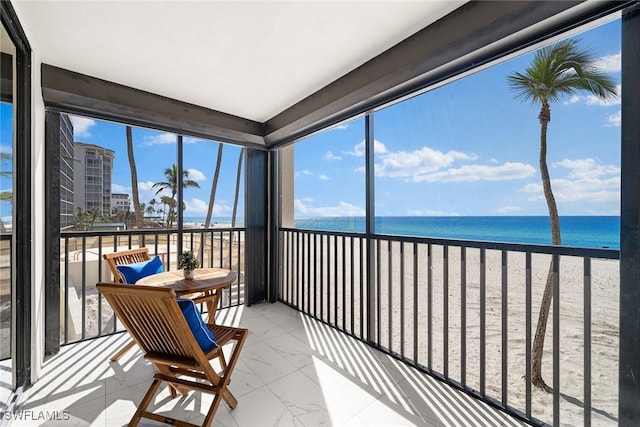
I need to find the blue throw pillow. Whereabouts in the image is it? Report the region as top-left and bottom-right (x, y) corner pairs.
(115, 256), (164, 284)
(176, 298), (218, 353)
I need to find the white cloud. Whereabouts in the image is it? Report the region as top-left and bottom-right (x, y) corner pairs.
(187, 168), (206, 181)
(587, 208), (620, 216)
(183, 137), (204, 144)
(332, 124), (349, 131)
(111, 183), (129, 194)
(294, 199), (365, 217)
(70, 116), (97, 138)
(498, 206), (524, 214)
(594, 51), (621, 73)
(184, 198), (208, 214)
(585, 85), (621, 106)
(563, 85), (621, 107)
(606, 110), (621, 127)
(143, 132), (177, 146)
(184, 198), (232, 216)
(0, 145), (11, 155)
(563, 95), (580, 105)
(553, 158), (619, 179)
(138, 180), (170, 200)
(319, 174), (329, 181)
(295, 170), (313, 178)
(324, 151), (342, 161)
(524, 158), (619, 204)
(411, 162), (535, 183)
(344, 139), (388, 157)
(376, 147), (476, 178)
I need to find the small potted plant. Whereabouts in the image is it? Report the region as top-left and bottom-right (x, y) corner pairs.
(178, 251), (200, 279)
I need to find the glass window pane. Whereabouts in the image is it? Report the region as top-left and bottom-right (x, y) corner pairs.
(293, 118), (365, 233)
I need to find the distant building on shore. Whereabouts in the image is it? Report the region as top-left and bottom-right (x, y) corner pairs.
(73, 142), (115, 217)
(111, 193), (130, 213)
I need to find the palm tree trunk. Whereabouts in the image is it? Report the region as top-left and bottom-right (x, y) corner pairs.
(231, 149), (244, 228)
(531, 102), (562, 391)
(204, 144), (223, 229)
(126, 126), (144, 229)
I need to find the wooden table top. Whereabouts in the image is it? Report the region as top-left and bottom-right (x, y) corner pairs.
(135, 267), (237, 295)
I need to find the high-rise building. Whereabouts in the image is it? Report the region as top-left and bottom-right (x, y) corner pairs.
(73, 142), (115, 217)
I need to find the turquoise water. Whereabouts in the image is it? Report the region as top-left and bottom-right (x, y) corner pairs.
(293, 216), (620, 249)
(184, 215), (620, 249)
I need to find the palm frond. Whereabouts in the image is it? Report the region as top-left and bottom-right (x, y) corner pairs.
(507, 38), (617, 107)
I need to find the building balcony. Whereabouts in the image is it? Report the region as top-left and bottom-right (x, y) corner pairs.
(4, 302), (525, 427)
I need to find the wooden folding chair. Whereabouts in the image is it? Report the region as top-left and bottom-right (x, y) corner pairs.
(97, 282), (248, 427)
(103, 247), (153, 361)
(103, 247), (152, 283)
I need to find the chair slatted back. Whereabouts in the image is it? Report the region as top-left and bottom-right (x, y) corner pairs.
(103, 247), (151, 283)
(97, 283), (201, 360)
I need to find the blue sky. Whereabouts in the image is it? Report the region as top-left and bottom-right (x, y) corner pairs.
(67, 121), (246, 220)
(0, 17), (622, 221)
(294, 18), (621, 218)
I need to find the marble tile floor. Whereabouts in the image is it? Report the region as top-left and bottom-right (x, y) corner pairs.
(8, 302), (527, 426)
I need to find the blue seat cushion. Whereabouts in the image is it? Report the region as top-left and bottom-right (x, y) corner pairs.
(176, 298), (218, 353)
(115, 256), (164, 284)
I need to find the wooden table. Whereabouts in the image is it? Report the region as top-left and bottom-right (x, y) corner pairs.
(136, 267), (236, 322)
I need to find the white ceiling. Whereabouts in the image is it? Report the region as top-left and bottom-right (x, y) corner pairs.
(12, 0), (466, 122)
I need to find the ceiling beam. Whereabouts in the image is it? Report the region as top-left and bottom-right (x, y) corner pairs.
(41, 64), (266, 149)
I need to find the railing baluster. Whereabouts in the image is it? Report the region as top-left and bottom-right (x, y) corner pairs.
(376, 238), (381, 346)
(307, 232), (312, 315)
(342, 235), (347, 332)
(443, 245), (448, 378)
(414, 242), (419, 364)
(526, 252), (532, 419)
(327, 235), (332, 324)
(461, 246), (466, 386)
(480, 247), (486, 397)
(584, 257), (591, 427)
(301, 231), (306, 312)
(313, 234), (317, 318)
(350, 236), (355, 334)
(360, 236), (364, 340)
(98, 236), (103, 336)
(388, 240), (393, 352)
(334, 235), (339, 328)
(502, 250), (508, 407)
(64, 237), (70, 343)
(81, 236), (86, 340)
(428, 243), (432, 370)
(553, 254), (560, 427)
(320, 233), (324, 320)
(400, 241), (405, 359)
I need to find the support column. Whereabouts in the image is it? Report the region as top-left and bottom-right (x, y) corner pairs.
(44, 111), (60, 357)
(245, 149), (268, 305)
(619, 3), (640, 425)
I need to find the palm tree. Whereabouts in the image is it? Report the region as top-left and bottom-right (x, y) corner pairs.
(231, 148), (244, 228)
(508, 39), (616, 391)
(204, 144), (223, 229)
(126, 126), (144, 229)
(152, 165), (200, 227)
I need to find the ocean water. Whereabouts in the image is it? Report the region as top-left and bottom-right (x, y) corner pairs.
(293, 216), (620, 249)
